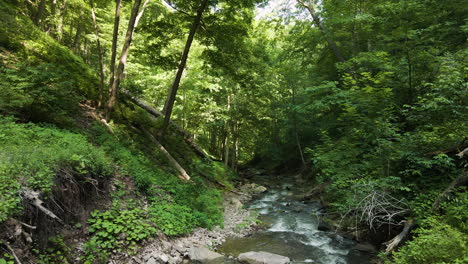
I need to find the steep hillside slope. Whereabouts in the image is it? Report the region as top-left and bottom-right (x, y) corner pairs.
(0, 2), (233, 263)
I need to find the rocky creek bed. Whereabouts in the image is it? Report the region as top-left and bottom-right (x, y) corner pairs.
(118, 175), (378, 264)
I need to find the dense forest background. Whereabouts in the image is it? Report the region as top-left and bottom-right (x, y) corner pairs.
(0, 0), (467, 263)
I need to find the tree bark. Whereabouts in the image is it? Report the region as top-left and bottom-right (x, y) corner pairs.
(106, 0), (143, 120)
(297, 0), (345, 63)
(161, 0), (209, 133)
(90, 0), (105, 107)
(108, 0), (123, 98)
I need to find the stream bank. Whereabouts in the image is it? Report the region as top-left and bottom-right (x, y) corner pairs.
(125, 171), (380, 264)
(124, 183), (266, 264)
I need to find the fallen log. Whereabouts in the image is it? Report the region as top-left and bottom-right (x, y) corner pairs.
(383, 219), (415, 253)
(384, 169), (467, 253)
(121, 89), (212, 160)
(141, 128), (191, 181)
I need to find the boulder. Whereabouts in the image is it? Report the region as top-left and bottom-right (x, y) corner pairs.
(146, 257), (157, 264)
(187, 246), (224, 264)
(230, 197), (243, 209)
(240, 183), (267, 194)
(317, 221), (331, 231)
(238, 251), (290, 264)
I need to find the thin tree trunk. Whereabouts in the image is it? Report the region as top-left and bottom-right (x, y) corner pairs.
(108, 0), (123, 97)
(231, 121), (239, 171)
(90, 0), (105, 107)
(292, 84), (306, 166)
(161, 0), (209, 133)
(48, 0), (58, 34)
(224, 94), (231, 167)
(106, 0), (144, 120)
(57, 0), (67, 41)
(297, 0), (345, 63)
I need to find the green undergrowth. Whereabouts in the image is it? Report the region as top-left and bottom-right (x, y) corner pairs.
(0, 117), (112, 222)
(88, 122), (225, 230)
(0, 0), (97, 125)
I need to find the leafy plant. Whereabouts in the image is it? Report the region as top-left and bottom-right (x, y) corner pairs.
(84, 208), (156, 260)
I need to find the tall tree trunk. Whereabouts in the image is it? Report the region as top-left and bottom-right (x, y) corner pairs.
(291, 84), (306, 166)
(33, 0), (47, 25)
(161, 0), (209, 133)
(224, 94), (231, 167)
(48, 0), (58, 34)
(231, 120), (239, 171)
(297, 0), (345, 63)
(73, 7), (84, 52)
(56, 0), (67, 41)
(106, 0), (146, 120)
(210, 127), (217, 154)
(90, 0), (105, 107)
(108, 0), (123, 98)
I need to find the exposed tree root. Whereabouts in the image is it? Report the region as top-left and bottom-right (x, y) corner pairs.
(20, 188), (64, 224)
(2, 240), (22, 264)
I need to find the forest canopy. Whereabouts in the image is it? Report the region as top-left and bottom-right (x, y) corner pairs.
(0, 0), (467, 263)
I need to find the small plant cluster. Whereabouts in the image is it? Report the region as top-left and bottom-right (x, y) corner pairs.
(82, 208), (156, 263)
(33, 236), (71, 264)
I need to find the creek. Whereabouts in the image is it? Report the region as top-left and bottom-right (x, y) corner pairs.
(216, 174), (374, 264)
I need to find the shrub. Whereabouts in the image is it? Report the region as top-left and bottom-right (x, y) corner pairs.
(148, 203), (198, 236)
(390, 222), (467, 264)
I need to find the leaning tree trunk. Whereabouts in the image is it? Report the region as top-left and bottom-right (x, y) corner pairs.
(161, 0), (209, 133)
(297, 0), (345, 63)
(106, 0), (143, 120)
(141, 128), (190, 181)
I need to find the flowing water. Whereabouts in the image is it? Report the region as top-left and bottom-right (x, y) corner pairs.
(217, 174), (374, 264)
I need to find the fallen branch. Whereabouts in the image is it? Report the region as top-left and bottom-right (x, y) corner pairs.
(141, 128), (191, 181)
(20, 188), (64, 224)
(383, 219), (415, 253)
(432, 171), (468, 211)
(1, 240), (22, 264)
(121, 89), (211, 160)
